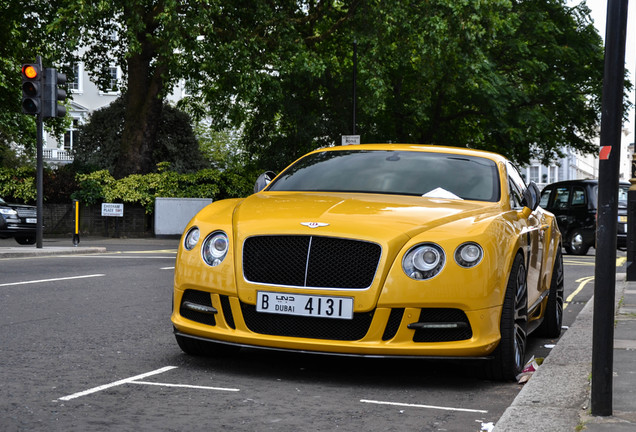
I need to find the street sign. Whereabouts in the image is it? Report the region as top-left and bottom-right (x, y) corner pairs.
(101, 203), (124, 217)
(341, 135), (360, 145)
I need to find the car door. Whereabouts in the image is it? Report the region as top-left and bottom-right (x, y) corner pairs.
(507, 163), (547, 306)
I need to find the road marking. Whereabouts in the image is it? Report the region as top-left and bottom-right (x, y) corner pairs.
(360, 399), (488, 414)
(564, 276), (594, 310)
(67, 255), (175, 259)
(563, 257), (626, 267)
(0, 274), (105, 287)
(563, 258), (594, 266)
(131, 381), (239, 392)
(59, 366), (178, 401)
(161, 267), (175, 270)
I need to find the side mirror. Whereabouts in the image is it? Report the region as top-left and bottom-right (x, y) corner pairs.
(522, 181), (541, 211)
(254, 171), (276, 193)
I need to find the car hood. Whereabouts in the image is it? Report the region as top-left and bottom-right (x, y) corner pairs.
(232, 192), (500, 242)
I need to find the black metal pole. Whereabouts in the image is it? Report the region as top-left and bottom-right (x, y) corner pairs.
(35, 55), (44, 249)
(591, 0), (629, 417)
(352, 40), (357, 136)
(627, 155), (636, 280)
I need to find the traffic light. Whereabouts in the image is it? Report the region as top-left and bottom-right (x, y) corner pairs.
(42, 68), (67, 118)
(21, 64), (42, 115)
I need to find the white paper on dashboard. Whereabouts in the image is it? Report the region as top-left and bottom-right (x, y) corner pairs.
(422, 187), (463, 200)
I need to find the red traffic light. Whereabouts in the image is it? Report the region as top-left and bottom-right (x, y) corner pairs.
(22, 64), (38, 79)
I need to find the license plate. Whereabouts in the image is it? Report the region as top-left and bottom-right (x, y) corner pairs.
(619, 216), (627, 223)
(26, 218), (36, 224)
(256, 291), (354, 320)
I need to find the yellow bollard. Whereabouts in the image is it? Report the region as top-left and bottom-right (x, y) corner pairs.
(72, 199), (80, 246)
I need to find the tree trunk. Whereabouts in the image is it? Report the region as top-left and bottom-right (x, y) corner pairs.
(114, 5), (166, 178)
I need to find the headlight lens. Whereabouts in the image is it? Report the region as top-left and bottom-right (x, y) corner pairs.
(0, 208), (17, 215)
(202, 231), (229, 267)
(184, 227), (200, 251)
(455, 242), (483, 268)
(403, 243), (445, 280)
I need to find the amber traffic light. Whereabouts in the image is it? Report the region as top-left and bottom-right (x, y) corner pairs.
(21, 64), (41, 115)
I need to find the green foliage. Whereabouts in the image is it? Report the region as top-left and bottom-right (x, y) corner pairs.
(73, 96), (207, 175)
(0, 167), (36, 203)
(0, 0), (75, 167)
(1, 0), (625, 175)
(72, 168), (228, 213)
(193, 0), (614, 169)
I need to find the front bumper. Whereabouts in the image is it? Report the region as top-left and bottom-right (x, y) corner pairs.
(171, 289), (502, 358)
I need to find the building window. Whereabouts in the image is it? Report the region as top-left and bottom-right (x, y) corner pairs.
(69, 63), (83, 93)
(549, 166), (558, 184)
(108, 66), (118, 91)
(100, 66), (120, 94)
(64, 119), (80, 151)
(529, 166), (540, 184)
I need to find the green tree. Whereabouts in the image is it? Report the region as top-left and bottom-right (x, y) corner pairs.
(73, 96), (206, 174)
(194, 0), (612, 170)
(45, 0), (619, 176)
(0, 0), (74, 167)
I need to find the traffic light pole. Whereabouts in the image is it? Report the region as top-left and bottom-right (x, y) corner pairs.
(35, 56), (44, 249)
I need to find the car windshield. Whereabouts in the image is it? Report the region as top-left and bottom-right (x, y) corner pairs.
(267, 149), (501, 202)
(0, 197), (6, 205)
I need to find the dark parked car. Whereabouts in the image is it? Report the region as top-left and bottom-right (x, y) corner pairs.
(0, 197), (37, 245)
(540, 179), (628, 255)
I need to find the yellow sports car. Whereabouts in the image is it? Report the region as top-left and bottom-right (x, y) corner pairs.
(171, 144), (563, 380)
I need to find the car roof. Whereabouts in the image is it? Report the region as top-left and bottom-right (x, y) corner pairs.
(543, 179), (630, 189)
(312, 144), (509, 163)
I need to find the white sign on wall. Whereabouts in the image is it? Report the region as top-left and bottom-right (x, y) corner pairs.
(101, 203), (124, 217)
(341, 135), (361, 145)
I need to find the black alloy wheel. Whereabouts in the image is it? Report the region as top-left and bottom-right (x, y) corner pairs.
(486, 253), (528, 381)
(536, 249), (564, 338)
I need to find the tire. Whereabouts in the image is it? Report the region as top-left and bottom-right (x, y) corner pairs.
(15, 235), (36, 245)
(486, 254), (528, 381)
(175, 333), (240, 357)
(567, 229), (589, 255)
(536, 249), (564, 338)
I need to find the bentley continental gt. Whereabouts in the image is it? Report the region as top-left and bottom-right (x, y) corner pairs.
(171, 144), (563, 380)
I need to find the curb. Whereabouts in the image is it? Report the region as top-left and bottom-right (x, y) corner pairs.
(0, 246), (107, 259)
(494, 274), (626, 431)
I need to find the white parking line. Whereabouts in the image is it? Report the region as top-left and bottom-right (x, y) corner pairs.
(0, 274), (105, 287)
(161, 267), (175, 270)
(58, 366), (240, 401)
(360, 399), (488, 414)
(59, 366), (178, 401)
(131, 381), (239, 392)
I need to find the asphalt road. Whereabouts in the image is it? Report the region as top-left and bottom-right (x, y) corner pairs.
(0, 237), (615, 431)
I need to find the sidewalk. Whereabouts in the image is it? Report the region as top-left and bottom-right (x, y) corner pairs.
(495, 273), (636, 431)
(0, 238), (107, 258)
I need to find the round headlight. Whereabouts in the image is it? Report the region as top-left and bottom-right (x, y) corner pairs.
(184, 227), (200, 251)
(402, 243), (445, 280)
(455, 242), (483, 268)
(202, 231), (229, 267)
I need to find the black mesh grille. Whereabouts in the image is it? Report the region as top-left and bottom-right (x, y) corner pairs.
(220, 295), (235, 329)
(15, 207), (36, 218)
(382, 308), (404, 341)
(412, 308), (473, 342)
(180, 289), (216, 326)
(240, 302), (373, 340)
(243, 235), (381, 289)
